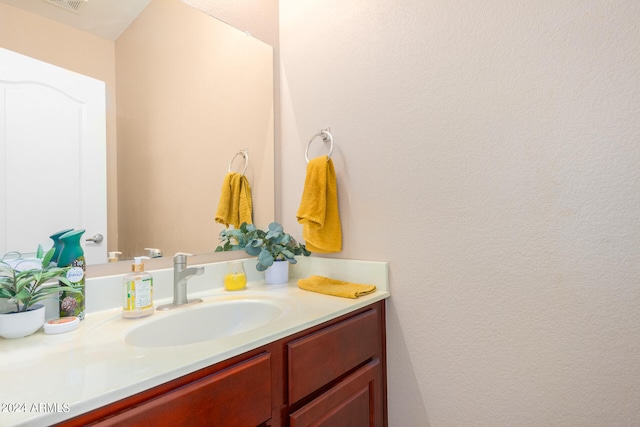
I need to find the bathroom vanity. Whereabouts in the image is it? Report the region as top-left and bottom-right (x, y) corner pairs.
(58, 301), (385, 426)
(1, 258), (389, 427)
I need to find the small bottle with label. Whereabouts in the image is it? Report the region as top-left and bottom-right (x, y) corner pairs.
(122, 256), (154, 318)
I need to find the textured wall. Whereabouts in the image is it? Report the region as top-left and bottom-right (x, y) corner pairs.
(279, 1), (640, 425)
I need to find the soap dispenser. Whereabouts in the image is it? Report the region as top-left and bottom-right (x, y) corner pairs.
(122, 256), (154, 318)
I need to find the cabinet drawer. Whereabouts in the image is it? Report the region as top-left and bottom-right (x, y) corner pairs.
(288, 308), (379, 404)
(289, 359), (383, 427)
(90, 353), (271, 427)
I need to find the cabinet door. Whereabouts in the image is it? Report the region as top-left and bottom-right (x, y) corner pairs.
(91, 353), (271, 427)
(288, 308), (379, 404)
(289, 359), (383, 427)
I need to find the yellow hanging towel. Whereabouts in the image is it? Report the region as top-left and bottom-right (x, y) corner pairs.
(296, 155), (342, 253)
(298, 275), (376, 299)
(215, 172), (253, 229)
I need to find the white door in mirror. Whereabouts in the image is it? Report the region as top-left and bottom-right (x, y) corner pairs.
(0, 48), (107, 264)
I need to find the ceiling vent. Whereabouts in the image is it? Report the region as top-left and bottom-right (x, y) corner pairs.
(42, 0), (88, 14)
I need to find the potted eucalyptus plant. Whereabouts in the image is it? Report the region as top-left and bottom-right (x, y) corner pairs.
(216, 222), (310, 284)
(0, 246), (81, 339)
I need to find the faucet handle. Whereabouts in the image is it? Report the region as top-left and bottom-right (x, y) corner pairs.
(145, 247), (163, 258)
(173, 252), (194, 265)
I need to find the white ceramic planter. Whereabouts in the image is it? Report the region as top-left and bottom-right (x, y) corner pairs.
(0, 304), (45, 339)
(264, 260), (289, 285)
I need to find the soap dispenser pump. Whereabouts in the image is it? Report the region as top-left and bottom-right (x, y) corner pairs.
(122, 256), (154, 318)
(108, 251), (122, 263)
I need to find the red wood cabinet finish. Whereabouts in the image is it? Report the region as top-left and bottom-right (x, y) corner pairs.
(56, 301), (387, 427)
(89, 353), (271, 427)
(289, 359), (383, 427)
(287, 309), (379, 405)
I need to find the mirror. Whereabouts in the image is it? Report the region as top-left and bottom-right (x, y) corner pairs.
(0, 0), (275, 265)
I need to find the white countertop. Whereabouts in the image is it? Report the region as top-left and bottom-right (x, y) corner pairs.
(0, 257), (389, 426)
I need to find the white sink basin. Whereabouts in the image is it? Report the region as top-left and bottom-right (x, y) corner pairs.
(125, 299), (286, 348)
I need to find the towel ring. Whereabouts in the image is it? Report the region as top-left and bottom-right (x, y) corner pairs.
(305, 129), (334, 163)
(228, 149), (249, 175)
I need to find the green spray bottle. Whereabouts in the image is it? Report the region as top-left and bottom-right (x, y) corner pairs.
(49, 228), (74, 264)
(57, 229), (86, 320)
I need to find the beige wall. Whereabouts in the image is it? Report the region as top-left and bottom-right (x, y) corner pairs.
(116, 0), (274, 259)
(183, 0), (282, 220)
(279, 1), (640, 425)
(0, 2), (119, 252)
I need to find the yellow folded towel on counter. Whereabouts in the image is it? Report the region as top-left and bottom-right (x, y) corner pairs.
(215, 172), (253, 229)
(296, 155), (342, 253)
(298, 275), (376, 299)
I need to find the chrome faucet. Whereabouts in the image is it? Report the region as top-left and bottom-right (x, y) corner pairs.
(157, 253), (204, 311)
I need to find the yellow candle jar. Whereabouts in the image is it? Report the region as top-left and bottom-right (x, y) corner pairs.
(224, 261), (247, 291)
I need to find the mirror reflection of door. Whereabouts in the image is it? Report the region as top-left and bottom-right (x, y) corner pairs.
(0, 48), (107, 264)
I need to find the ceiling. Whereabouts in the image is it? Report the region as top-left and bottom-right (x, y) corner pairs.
(0, 0), (151, 40)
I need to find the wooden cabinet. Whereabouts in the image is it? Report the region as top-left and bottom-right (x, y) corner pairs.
(57, 301), (386, 427)
(89, 353), (271, 427)
(289, 359), (382, 427)
(58, 353), (272, 427)
(286, 305), (386, 427)
(287, 309), (380, 405)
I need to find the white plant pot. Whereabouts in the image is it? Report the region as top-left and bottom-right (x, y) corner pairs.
(0, 304), (45, 339)
(264, 260), (289, 285)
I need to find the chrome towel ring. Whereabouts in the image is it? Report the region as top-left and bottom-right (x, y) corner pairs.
(228, 148), (249, 175)
(305, 129), (334, 163)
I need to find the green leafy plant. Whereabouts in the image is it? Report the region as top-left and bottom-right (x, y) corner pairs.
(216, 222), (310, 271)
(0, 246), (81, 313)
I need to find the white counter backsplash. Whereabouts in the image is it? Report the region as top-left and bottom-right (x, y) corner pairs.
(85, 256), (389, 314)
